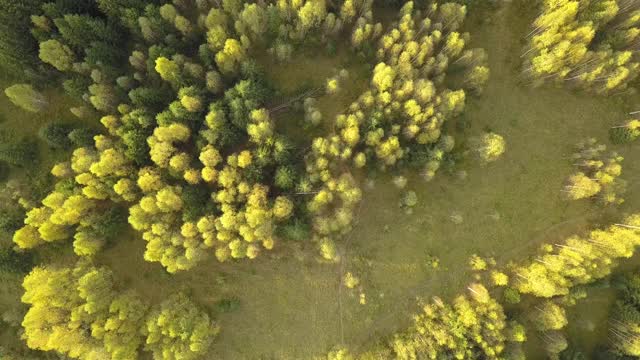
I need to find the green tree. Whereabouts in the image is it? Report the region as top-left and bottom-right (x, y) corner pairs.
(38, 40), (75, 72)
(143, 293), (219, 360)
(21, 261), (148, 359)
(4, 84), (48, 112)
(38, 123), (74, 149)
(391, 283), (512, 359)
(533, 301), (568, 331)
(475, 132), (506, 163)
(0, 0), (44, 75)
(564, 172), (601, 200)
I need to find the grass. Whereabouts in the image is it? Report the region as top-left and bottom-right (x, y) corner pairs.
(0, 1), (639, 359)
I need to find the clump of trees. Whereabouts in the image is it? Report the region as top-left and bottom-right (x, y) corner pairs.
(302, 1), (488, 257)
(523, 0), (640, 94)
(318, 283), (526, 359)
(0, 133), (38, 168)
(7, 0), (488, 273)
(1, 1), (490, 357)
(391, 283), (523, 359)
(511, 213), (640, 298)
(564, 138), (626, 206)
(0, 0), (49, 77)
(144, 293), (219, 360)
(38, 122), (96, 150)
(20, 260), (218, 360)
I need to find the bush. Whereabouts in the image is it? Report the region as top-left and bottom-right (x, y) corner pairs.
(275, 166), (297, 190)
(504, 287), (521, 304)
(4, 84), (48, 113)
(279, 219), (311, 242)
(25, 170), (54, 201)
(610, 126), (639, 145)
(215, 298), (241, 313)
(122, 128), (150, 165)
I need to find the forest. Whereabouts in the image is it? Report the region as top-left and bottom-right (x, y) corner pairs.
(0, 0), (638, 359)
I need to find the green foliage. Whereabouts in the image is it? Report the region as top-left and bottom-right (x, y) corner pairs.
(532, 301), (568, 331)
(512, 214), (640, 298)
(610, 119), (640, 144)
(38, 40), (75, 72)
(224, 79), (268, 129)
(63, 77), (91, 98)
(21, 261), (149, 359)
(504, 287), (521, 304)
(6, 0), (488, 287)
(0, 0), (44, 76)
(475, 132), (506, 163)
(38, 123), (74, 149)
(89, 206), (127, 242)
(279, 219), (311, 242)
(4, 84), (48, 112)
(390, 284), (519, 359)
(143, 293), (219, 360)
(53, 14), (117, 49)
(0, 247), (33, 274)
(275, 165), (297, 190)
(0, 161), (10, 183)
(603, 271), (640, 357)
(68, 128), (98, 148)
(0, 137), (39, 167)
(523, 0), (640, 93)
(0, 208), (23, 234)
(564, 138), (626, 206)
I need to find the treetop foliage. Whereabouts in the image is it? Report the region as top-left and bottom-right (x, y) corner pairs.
(9, 0), (488, 274)
(564, 138), (626, 206)
(20, 259), (217, 360)
(511, 213), (640, 298)
(523, 0), (640, 93)
(2, 1), (493, 358)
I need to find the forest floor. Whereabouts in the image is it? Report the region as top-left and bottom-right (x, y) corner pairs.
(0, 1), (639, 359)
